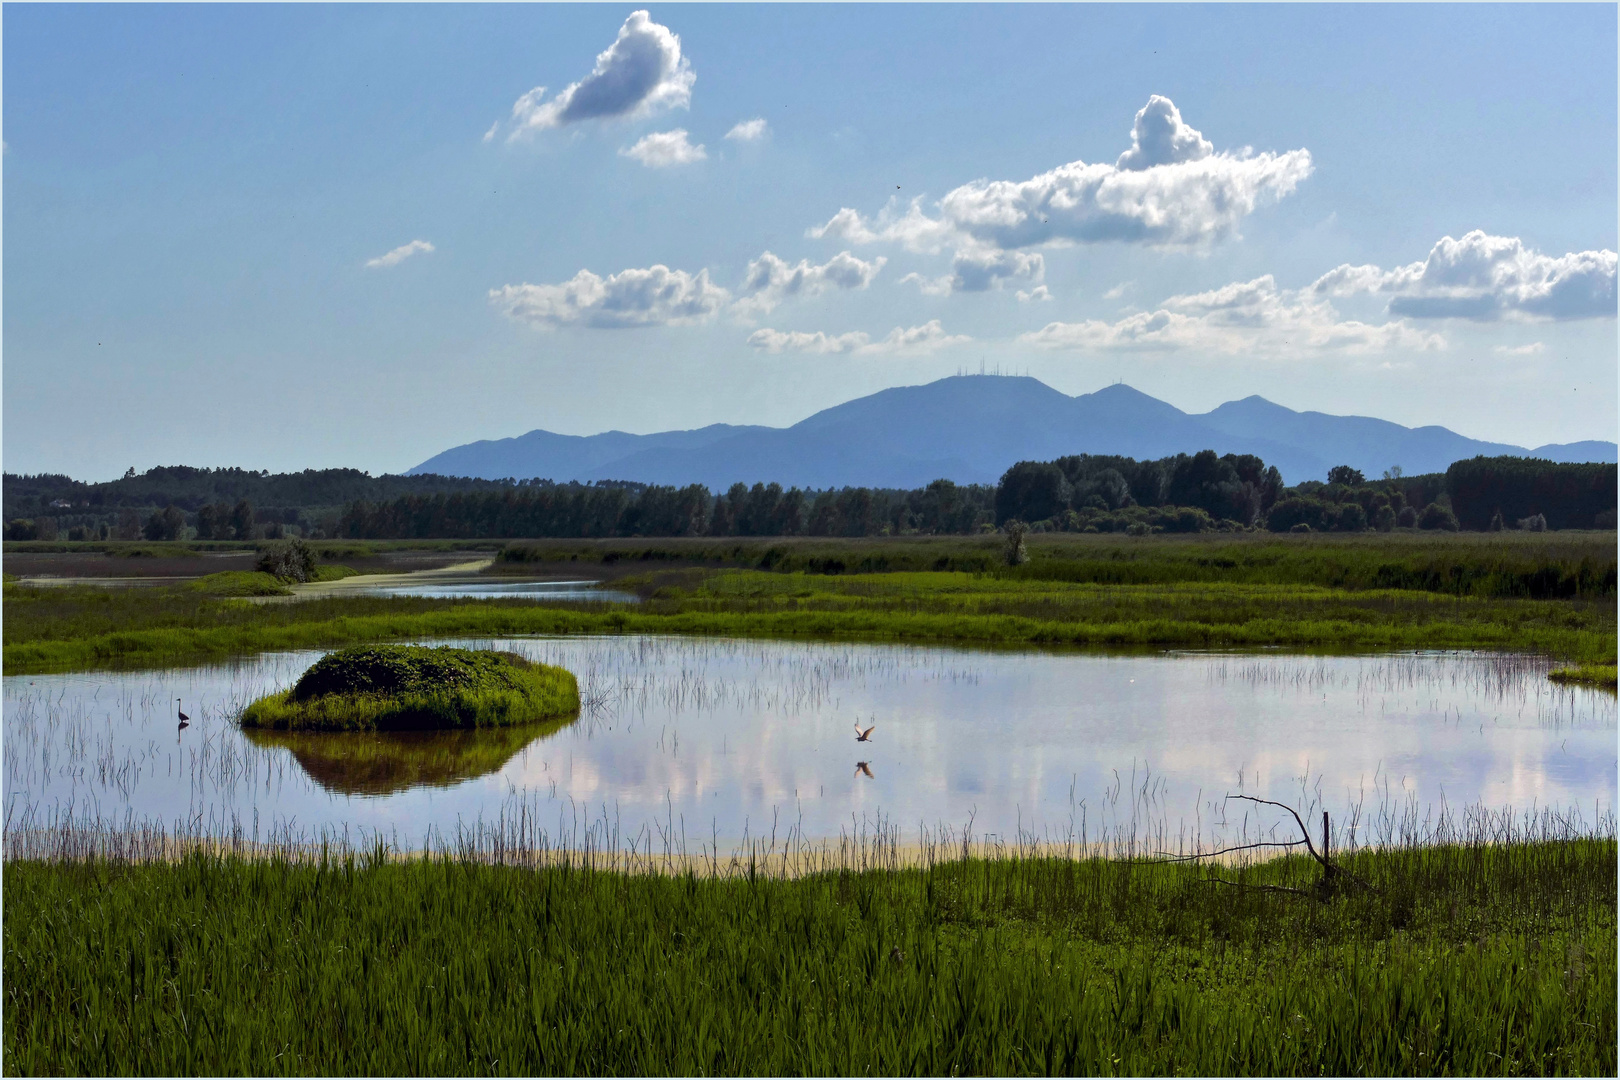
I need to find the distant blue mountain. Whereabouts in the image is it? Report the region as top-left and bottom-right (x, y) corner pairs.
(408, 423), (772, 483)
(406, 376), (1617, 488)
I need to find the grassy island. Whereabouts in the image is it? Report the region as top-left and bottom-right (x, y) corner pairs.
(238, 644), (579, 731)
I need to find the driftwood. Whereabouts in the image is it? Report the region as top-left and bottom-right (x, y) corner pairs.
(1163, 795), (1377, 900)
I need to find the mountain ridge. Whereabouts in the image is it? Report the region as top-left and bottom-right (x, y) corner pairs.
(407, 376), (1616, 488)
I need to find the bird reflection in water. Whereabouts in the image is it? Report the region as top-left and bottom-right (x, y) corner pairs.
(854, 761), (874, 779)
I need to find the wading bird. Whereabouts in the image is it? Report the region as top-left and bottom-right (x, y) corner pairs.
(176, 699), (190, 731)
(855, 761), (874, 779)
(855, 722), (876, 742)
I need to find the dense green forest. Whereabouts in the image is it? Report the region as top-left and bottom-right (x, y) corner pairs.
(4, 454), (1613, 542)
(1, 467), (511, 540)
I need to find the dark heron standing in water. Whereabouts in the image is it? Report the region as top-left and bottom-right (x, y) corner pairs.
(176, 699), (190, 731)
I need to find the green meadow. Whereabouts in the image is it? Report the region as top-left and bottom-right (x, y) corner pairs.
(4, 835), (1613, 1075)
(4, 532), (1615, 676)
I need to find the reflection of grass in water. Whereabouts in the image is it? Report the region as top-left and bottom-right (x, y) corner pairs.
(240, 719), (569, 796)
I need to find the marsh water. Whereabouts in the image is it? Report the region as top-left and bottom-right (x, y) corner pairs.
(4, 637), (1613, 853)
(322, 578), (641, 603)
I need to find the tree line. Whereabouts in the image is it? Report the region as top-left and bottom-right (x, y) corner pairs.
(335, 479), (997, 541)
(4, 454), (1613, 542)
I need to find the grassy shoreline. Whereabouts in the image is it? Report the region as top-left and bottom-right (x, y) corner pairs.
(5, 838), (1613, 1075)
(5, 591), (1614, 675)
(6, 534), (1614, 676)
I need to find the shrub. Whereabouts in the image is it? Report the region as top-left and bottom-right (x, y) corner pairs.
(1517, 513), (1548, 533)
(256, 538), (318, 582)
(1156, 507), (1216, 534)
(1396, 506), (1419, 528)
(1335, 503), (1368, 532)
(240, 645), (580, 732)
(1372, 505), (1397, 532)
(1267, 497), (1336, 533)
(1419, 503), (1460, 531)
(1003, 520), (1029, 566)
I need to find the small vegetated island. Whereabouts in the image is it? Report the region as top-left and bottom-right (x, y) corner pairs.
(239, 644), (579, 731)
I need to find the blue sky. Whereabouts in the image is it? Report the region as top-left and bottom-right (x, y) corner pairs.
(5, 4), (1615, 480)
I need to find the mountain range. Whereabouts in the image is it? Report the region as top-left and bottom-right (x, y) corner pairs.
(408, 376), (1616, 489)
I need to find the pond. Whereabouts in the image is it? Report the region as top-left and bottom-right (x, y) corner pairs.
(4, 637), (1612, 855)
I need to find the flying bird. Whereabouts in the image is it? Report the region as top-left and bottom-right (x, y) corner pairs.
(176, 698), (190, 730)
(855, 761), (874, 779)
(855, 722), (876, 742)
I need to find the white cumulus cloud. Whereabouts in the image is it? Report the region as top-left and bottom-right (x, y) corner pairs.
(948, 249), (1044, 293)
(365, 240), (435, 269)
(748, 319), (969, 356)
(725, 118), (769, 142)
(621, 128), (706, 167)
(896, 245), (1045, 297)
(1019, 275), (1442, 357)
(1114, 95), (1214, 171)
(1493, 342), (1546, 357)
(1312, 231), (1617, 321)
(734, 250), (886, 315)
(810, 95), (1311, 255)
(490, 265), (730, 329)
(503, 11), (693, 140)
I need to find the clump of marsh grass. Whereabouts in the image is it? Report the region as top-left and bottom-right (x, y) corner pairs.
(238, 644), (579, 731)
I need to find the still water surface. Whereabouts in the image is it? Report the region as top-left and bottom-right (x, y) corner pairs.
(4, 637), (1612, 851)
(325, 579), (641, 603)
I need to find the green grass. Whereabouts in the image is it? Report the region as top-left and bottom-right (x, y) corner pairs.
(4, 838), (1613, 1075)
(181, 564), (357, 597)
(501, 531), (1618, 599)
(1549, 663), (1619, 689)
(5, 566), (1614, 675)
(185, 570), (292, 596)
(239, 645), (579, 732)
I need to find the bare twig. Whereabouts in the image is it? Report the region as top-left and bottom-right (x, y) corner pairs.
(1224, 794), (1330, 872)
(1154, 839), (1305, 863)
